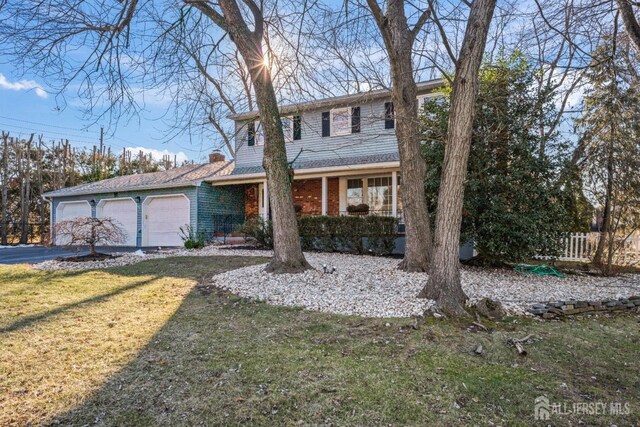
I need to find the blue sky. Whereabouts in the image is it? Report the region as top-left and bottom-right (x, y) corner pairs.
(0, 65), (202, 164)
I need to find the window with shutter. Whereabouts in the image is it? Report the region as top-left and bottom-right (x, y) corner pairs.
(330, 107), (351, 136)
(281, 117), (293, 143)
(254, 121), (265, 146)
(384, 102), (395, 129)
(351, 106), (361, 133)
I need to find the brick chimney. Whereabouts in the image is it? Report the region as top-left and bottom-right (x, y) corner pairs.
(209, 152), (225, 163)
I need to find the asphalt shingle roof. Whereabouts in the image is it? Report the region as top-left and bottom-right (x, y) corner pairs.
(230, 152), (400, 176)
(44, 161), (233, 198)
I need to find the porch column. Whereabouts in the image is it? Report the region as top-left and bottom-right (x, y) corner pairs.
(262, 180), (269, 221)
(321, 176), (328, 216)
(391, 171), (398, 218)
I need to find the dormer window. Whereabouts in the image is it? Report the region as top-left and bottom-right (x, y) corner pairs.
(330, 107), (351, 136)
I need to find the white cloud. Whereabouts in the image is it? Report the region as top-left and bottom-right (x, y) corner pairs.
(126, 146), (189, 164)
(0, 73), (48, 98)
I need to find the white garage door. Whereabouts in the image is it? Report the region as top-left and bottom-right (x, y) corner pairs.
(96, 199), (137, 246)
(143, 195), (190, 247)
(55, 201), (91, 245)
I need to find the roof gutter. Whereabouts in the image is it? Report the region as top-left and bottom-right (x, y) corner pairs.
(228, 79), (444, 121)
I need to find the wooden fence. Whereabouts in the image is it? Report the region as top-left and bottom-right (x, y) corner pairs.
(538, 232), (640, 265)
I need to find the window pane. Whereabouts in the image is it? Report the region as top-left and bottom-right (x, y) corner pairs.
(332, 108), (350, 135)
(347, 179), (363, 207)
(255, 121), (265, 145)
(281, 117), (292, 142)
(367, 177), (392, 213)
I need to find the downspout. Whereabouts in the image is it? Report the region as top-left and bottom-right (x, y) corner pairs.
(42, 195), (53, 246)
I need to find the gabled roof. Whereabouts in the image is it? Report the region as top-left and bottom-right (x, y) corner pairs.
(228, 78), (445, 121)
(44, 161), (233, 198)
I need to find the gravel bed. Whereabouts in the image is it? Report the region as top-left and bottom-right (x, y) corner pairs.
(211, 252), (640, 318)
(32, 245), (272, 271)
(33, 246), (640, 318)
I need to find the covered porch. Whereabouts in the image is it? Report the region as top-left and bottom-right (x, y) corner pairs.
(241, 171), (402, 222)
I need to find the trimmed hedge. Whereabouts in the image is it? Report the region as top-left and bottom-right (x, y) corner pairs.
(299, 215), (397, 255)
(237, 215), (398, 255)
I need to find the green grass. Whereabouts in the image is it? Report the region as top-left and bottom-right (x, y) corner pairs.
(0, 256), (639, 426)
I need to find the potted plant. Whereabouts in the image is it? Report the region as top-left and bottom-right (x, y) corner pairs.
(346, 203), (369, 216)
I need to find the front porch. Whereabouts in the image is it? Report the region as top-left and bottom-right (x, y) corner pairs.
(244, 172), (403, 222)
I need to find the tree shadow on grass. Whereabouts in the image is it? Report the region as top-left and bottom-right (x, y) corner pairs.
(0, 277), (159, 334)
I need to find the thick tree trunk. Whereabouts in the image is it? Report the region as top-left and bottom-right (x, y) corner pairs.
(367, 0), (433, 272)
(420, 0), (496, 317)
(217, 0), (310, 273)
(617, 0), (640, 53)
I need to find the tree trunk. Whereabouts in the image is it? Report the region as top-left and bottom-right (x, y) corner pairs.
(616, 0), (640, 54)
(420, 0), (496, 317)
(593, 130), (615, 268)
(217, 0), (310, 273)
(20, 135), (33, 244)
(1, 132), (8, 246)
(367, 0), (433, 272)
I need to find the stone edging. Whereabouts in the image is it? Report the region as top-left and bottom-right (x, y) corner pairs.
(527, 296), (640, 319)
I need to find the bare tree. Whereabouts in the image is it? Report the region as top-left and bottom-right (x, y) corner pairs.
(617, 0), (640, 53)
(0, 132), (9, 245)
(0, 0), (311, 272)
(365, 1), (434, 272)
(420, 0), (497, 316)
(54, 217), (126, 255)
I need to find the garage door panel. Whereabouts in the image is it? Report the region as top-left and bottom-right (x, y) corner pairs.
(143, 195), (190, 247)
(55, 201), (91, 245)
(97, 199), (137, 246)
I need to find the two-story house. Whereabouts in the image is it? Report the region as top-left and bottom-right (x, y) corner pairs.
(207, 78), (443, 222)
(43, 79), (444, 248)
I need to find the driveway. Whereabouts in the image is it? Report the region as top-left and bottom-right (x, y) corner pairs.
(0, 246), (145, 265)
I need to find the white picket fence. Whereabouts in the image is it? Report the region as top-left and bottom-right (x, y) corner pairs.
(542, 232), (640, 265)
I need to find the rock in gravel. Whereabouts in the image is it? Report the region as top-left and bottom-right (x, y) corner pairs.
(476, 298), (506, 320)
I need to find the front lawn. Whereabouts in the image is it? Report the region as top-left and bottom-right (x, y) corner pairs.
(0, 256), (638, 426)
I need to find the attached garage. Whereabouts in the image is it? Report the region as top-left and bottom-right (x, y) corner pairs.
(54, 200), (91, 245)
(142, 195), (190, 247)
(96, 198), (138, 246)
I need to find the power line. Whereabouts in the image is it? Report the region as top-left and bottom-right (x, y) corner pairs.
(0, 122), (131, 151)
(0, 115), (95, 133)
(0, 115), (133, 149)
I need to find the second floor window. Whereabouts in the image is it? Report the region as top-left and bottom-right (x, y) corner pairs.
(281, 117), (293, 143)
(330, 107), (351, 136)
(253, 121), (265, 146)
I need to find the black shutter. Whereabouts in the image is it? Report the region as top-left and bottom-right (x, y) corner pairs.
(351, 106), (361, 133)
(321, 112), (330, 137)
(384, 102), (395, 129)
(247, 122), (255, 146)
(293, 115), (302, 140)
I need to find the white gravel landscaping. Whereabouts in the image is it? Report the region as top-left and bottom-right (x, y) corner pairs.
(32, 245), (271, 271)
(33, 245), (640, 318)
(211, 251), (640, 318)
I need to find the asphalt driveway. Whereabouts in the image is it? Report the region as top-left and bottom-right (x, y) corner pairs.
(0, 246), (145, 265)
